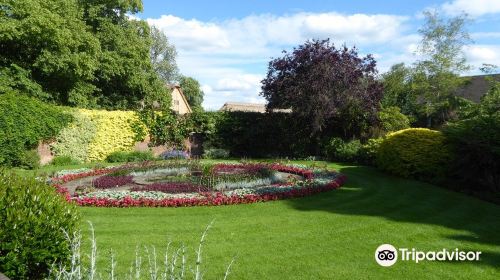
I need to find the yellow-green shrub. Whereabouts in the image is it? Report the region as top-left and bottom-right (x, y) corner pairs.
(51, 109), (147, 162)
(376, 128), (451, 179)
(80, 109), (142, 161)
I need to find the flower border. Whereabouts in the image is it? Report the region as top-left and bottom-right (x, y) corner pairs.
(52, 162), (347, 207)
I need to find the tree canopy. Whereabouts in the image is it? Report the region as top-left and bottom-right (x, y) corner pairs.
(261, 39), (383, 140)
(150, 26), (179, 84)
(382, 11), (473, 128)
(0, 0), (168, 109)
(180, 76), (204, 110)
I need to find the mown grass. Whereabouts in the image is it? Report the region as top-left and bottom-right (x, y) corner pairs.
(71, 161), (500, 279)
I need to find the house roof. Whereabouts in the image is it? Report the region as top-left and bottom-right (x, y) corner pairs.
(169, 84), (192, 114)
(220, 102), (267, 112)
(456, 74), (500, 103)
(219, 102), (292, 113)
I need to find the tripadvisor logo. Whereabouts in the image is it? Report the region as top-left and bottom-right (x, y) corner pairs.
(375, 244), (481, 267)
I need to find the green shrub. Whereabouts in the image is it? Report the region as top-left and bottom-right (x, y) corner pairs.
(376, 128), (451, 179)
(0, 172), (79, 279)
(0, 92), (72, 168)
(378, 106), (410, 133)
(106, 150), (155, 163)
(203, 148), (230, 159)
(51, 156), (80, 166)
(18, 150), (41, 170)
(325, 138), (362, 162)
(128, 151), (155, 162)
(358, 138), (383, 165)
(443, 85), (500, 195)
(105, 151), (129, 163)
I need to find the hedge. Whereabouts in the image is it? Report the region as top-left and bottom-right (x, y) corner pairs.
(206, 111), (315, 158)
(50, 111), (97, 163)
(0, 92), (71, 168)
(50, 109), (145, 162)
(80, 109), (142, 161)
(376, 128), (451, 179)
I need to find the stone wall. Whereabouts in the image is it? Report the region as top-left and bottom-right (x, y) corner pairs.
(38, 136), (192, 165)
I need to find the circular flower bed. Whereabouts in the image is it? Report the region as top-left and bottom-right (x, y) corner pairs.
(51, 161), (347, 207)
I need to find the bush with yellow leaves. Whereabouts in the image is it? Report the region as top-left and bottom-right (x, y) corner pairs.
(51, 109), (147, 162)
(81, 109), (144, 161)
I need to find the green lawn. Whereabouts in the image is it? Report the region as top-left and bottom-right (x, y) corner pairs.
(65, 162), (500, 279)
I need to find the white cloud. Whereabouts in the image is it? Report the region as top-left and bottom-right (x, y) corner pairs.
(148, 13), (408, 54)
(215, 75), (262, 92)
(301, 14), (406, 44)
(442, 0), (500, 17)
(471, 32), (500, 40)
(147, 15), (230, 52)
(202, 74), (264, 110)
(464, 45), (500, 67)
(144, 11), (496, 108)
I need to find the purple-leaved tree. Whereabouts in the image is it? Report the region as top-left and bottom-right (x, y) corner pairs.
(261, 39), (383, 141)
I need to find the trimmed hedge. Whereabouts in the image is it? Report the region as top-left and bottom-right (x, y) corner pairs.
(51, 109), (145, 162)
(0, 92), (72, 168)
(51, 155), (80, 166)
(376, 128), (451, 179)
(207, 111), (314, 158)
(0, 172), (79, 279)
(82, 109), (143, 161)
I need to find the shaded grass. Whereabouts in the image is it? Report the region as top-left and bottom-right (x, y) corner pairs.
(76, 162), (500, 279)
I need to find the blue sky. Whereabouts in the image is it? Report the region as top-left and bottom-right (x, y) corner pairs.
(135, 0), (500, 109)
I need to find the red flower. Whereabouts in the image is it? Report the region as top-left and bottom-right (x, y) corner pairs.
(55, 163), (347, 207)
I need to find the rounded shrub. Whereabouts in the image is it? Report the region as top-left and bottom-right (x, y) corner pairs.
(358, 138), (383, 165)
(376, 128), (451, 179)
(325, 138), (362, 162)
(0, 172), (79, 279)
(378, 106), (410, 133)
(106, 151), (130, 163)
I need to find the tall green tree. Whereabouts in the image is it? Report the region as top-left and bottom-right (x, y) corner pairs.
(150, 26), (179, 84)
(381, 63), (417, 121)
(180, 76), (204, 110)
(413, 11), (472, 127)
(78, 0), (167, 109)
(0, 0), (100, 104)
(0, 0), (168, 109)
